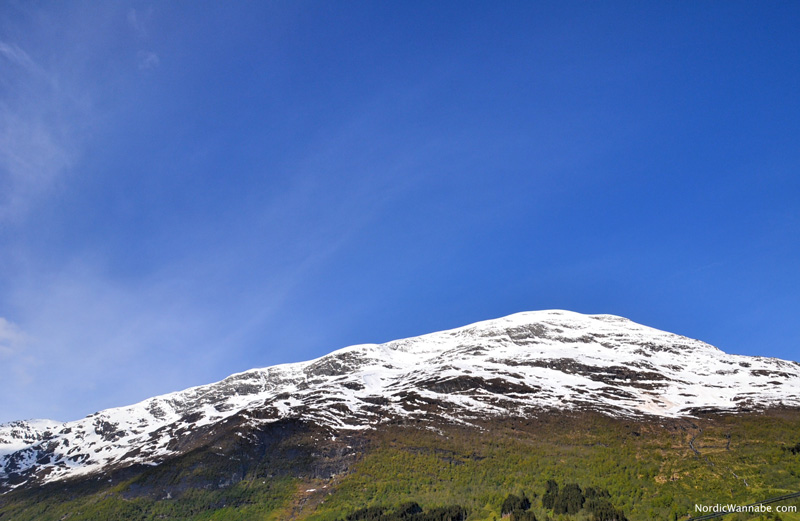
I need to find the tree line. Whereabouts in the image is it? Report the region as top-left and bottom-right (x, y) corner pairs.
(340, 502), (468, 521)
(542, 480), (627, 521)
(339, 480), (627, 521)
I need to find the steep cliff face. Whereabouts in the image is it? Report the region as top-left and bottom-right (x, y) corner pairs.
(2, 310), (799, 494)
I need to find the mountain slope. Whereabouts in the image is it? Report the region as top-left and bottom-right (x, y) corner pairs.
(2, 310), (800, 495)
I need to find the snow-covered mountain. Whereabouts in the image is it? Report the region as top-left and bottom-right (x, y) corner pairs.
(2, 310), (799, 493)
(0, 420), (64, 457)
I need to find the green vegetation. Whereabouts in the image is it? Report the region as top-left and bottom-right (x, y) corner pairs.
(305, 411), (800, 521)
(542, 480), (558, 510)
(501, 492), (532, 516)
(0, 477), (297, 521)
(1, 410), (799, 520)
(553, 483), (584, 515)
(338, 502), (468, 520)
(333, 482), (627, 521)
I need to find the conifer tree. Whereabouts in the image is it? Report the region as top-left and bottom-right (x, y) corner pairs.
(542, 480), (559, 509)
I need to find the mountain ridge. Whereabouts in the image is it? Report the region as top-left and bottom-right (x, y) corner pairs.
(2, 309), (800, 495)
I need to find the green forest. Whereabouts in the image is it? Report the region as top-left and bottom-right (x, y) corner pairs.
(1, 410), (799, 521)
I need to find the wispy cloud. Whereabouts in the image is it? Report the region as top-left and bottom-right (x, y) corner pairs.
(0, 258), (234, 422)
(128, 8), (159, 71)
(137, 50), (160, 70)
(0, 110), (75, 220)
(0, 42), (41, 74)
(0, 317), (36, 393)
(0, 317), (26, 358)
(0, 40), (78, 222)
(127, 8), (150, 39)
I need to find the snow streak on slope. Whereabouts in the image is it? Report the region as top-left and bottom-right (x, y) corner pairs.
(2, 310), (800, 492)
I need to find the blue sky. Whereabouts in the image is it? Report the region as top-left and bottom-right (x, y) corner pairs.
(1, 1), (798, 424)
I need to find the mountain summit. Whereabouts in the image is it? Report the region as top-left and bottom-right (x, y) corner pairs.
(2, 310), (799, 494)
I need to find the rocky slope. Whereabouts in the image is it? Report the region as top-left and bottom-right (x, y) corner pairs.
(2, 310), (799, 494)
